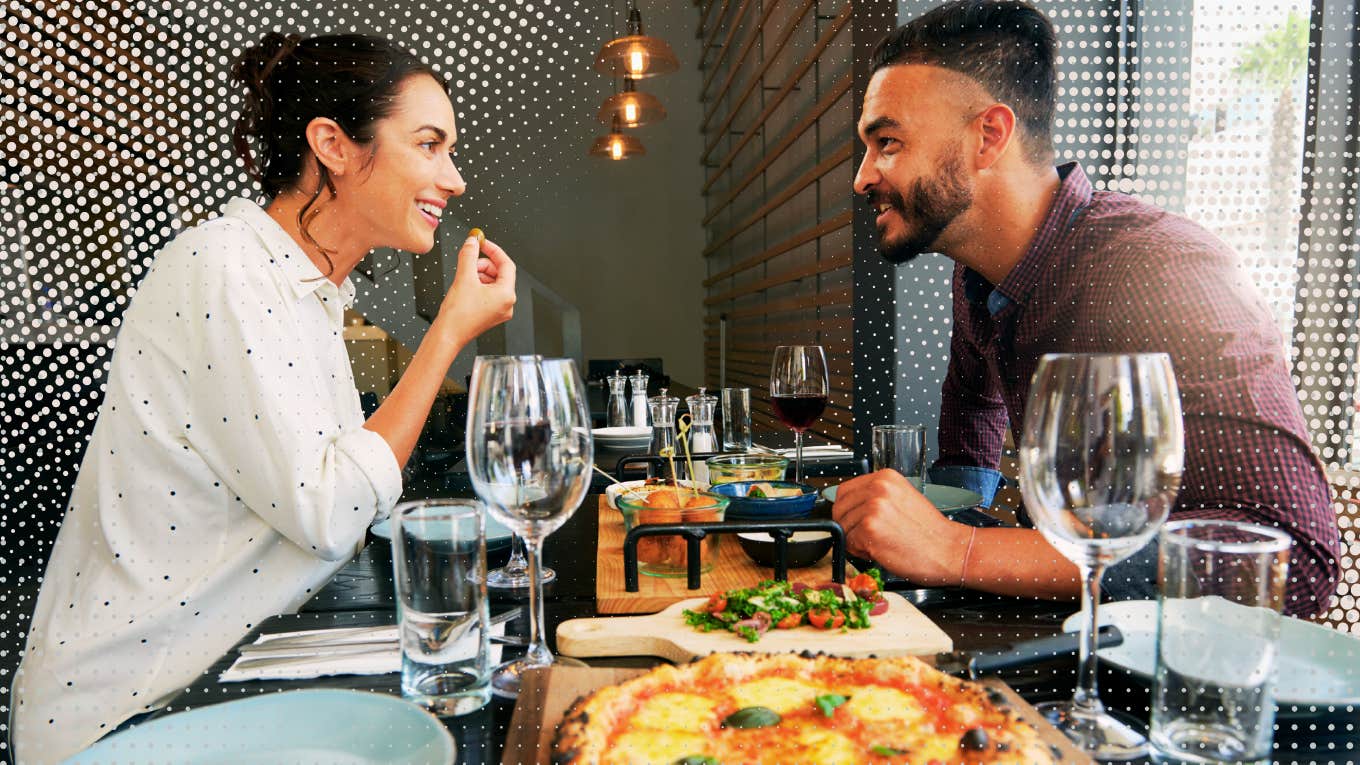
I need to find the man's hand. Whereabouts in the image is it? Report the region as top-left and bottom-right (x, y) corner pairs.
(831, 469), (971, 586)
(432, 233), (517, 347)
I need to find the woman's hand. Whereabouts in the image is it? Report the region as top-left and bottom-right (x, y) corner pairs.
(433, 233), (517, 347)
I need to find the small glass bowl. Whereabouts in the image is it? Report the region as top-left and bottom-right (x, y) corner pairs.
(616, 490), (730, 577)
(705, 453), (788, 484)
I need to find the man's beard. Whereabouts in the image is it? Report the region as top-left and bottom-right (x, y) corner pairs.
(875, 151), (973, 265)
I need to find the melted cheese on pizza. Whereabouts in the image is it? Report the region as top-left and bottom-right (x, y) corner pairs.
(603, 730), (713, 765)
(725, 676), (823, 715)
(841, 685), (929, 724)
(628, 692), (720, 731)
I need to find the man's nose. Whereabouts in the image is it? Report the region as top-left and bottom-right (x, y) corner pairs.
(853, 151), (877, 197)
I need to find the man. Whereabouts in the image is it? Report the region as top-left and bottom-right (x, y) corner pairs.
(836, 0), (1340, 616)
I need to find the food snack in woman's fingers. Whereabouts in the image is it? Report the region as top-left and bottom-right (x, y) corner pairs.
(552, 652), (1060, 765)
(468, 227), (485, 248)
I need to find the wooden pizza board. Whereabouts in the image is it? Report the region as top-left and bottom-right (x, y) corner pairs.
(558, 592), (953, 662)
(596, 497), (847, 614)
(502, 665), (1095, 765)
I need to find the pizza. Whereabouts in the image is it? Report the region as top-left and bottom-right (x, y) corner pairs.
(552, 652), (1060, 765)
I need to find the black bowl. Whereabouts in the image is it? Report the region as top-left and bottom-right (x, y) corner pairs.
(736, 530), (834, 569)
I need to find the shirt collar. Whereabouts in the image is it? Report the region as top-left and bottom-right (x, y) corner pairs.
(221, 197), (357, 308)
(963, 162), (1093, 313)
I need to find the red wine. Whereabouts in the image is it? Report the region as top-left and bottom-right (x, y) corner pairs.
(771, 394), (827, 431)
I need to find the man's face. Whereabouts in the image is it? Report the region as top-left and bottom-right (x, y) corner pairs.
(854, 65), (978, 265)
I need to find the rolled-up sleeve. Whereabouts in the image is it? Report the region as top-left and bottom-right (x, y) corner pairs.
(182, 249), (401, 560)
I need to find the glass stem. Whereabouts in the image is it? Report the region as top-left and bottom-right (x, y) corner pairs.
(793, 429), (804, 483)
(505, 534), (528, 574)
(1073, 562), (1108, 715)
(521, 533), (553, 667)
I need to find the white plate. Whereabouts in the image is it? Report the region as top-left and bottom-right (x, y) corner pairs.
(68, 689), (454, 764)
(591, 426), (651, 450)
(820, 482), (982, 514)
(370, 513), (514, 548)
(1061, 599), (1360, 708)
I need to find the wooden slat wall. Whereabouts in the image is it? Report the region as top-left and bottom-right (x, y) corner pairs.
(696, 0), (855, 446)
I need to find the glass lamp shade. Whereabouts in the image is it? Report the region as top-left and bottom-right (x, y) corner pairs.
(588, 131), (646, 160)
(598, 86), (665, 127)
(593, 34), (679, 79)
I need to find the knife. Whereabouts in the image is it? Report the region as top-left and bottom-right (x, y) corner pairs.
(239, 606), (525, 655)
(932, 625), (1123, 680)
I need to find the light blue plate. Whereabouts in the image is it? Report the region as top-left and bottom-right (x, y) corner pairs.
(67, 689), (455, 764)
(371, 513), (514, 548)
(820, 482), (982, 514)
(1062, 599), (1360, 710)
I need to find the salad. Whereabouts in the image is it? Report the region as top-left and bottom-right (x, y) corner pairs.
(682, 571), (888, 643)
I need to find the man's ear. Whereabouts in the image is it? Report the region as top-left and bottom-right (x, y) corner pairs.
(304, 117), (354, 178)
(974, 103), (1017, 170)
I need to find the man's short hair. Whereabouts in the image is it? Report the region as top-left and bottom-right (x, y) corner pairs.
(872, 0), (1057, 164)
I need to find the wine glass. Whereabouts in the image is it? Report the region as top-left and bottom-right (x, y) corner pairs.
(482, 354), (554, 591)
(769, 345), (828, 483)
(1019, 353), (1184, 760)
(466, 355), (594, 698)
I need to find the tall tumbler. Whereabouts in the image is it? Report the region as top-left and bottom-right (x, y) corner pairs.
(871, 424), (928, 482)
(1150, 519), (1291, 764)
(391, 499), (492, 717)
(720, 387), (753, 452)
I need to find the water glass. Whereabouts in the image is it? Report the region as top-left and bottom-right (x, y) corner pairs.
(1150, 520), (1291, 764)
(390, 499), (492, 717)
(871, 424), (927, 480)
(720, 387), (753, 451)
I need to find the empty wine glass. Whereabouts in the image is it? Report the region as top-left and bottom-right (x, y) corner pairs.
(483, 354), (553, 591)
(1019, 353), (1184, 760)
(769, 345), (828, 483)
(466, 356), (594, 698)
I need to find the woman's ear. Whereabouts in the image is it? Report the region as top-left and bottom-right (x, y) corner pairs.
(304, 117), (354, 177)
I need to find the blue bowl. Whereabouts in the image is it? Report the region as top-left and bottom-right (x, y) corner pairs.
(709, 480), (818, 520)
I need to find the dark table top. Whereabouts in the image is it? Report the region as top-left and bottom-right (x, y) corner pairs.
(158, 489), (1358, 765)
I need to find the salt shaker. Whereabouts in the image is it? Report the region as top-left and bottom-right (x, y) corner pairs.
(685, 387), (719, 485)
(606, 371), (628, 428)
(629, 371), (649, 428)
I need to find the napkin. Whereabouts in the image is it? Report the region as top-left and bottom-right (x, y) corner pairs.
(219, 624), (505, 683)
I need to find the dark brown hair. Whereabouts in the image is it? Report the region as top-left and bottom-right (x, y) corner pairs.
(872, 1), (1057, 164)
(231, 33), (445, 276)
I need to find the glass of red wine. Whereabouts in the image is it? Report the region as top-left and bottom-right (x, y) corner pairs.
(769, 345), (828, 483)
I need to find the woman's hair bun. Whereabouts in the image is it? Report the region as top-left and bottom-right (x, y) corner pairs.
(231, 32), (302, 184)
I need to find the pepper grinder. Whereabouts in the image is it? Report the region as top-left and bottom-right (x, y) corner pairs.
(647, 388), (680, 469)
(606, 371), (629, 427)
(629, 371), (650, 428)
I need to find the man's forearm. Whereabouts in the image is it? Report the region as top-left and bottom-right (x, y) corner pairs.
(957, 527), (1081, 599)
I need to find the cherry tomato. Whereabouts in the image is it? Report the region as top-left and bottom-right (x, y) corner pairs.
(706, 595), (728, 613)
(849, 572), (880, 600)
(775, 613), (802, 629)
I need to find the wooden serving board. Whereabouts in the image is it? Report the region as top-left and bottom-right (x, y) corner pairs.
(595, 497), (842, 614)
(501, 666), (1095, 765)
(558, 592), (952, 662)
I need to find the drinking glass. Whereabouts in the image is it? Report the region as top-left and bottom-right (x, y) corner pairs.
(769, 345), (828, 483)
(720, 387), (753, 451)
(872, 424), (928, 482)
(1019, 353), (1184, 760)
(466, 356), (594, 698)
(390, 499), (492, 716)
(483, 354), (553, 591)
(1150, 520), (1290, 764)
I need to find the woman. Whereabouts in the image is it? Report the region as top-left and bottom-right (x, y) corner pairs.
(10, 33), (515, 763)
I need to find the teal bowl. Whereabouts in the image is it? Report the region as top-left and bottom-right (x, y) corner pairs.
(709, 480), (818, 520)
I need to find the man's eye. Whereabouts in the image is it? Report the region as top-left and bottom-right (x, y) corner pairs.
(878, 137), (899, 151)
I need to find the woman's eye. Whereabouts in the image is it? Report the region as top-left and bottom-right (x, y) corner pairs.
(420, 141), (440, 153)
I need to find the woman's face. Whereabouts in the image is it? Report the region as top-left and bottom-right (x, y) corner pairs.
(340, 74), (465, 254)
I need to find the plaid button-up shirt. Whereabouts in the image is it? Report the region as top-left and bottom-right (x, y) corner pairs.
(934, 163), (1340, 616)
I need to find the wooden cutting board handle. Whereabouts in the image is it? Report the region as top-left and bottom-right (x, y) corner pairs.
(557, 593), (952, 662)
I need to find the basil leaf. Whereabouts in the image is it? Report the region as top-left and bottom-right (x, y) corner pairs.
(870, 745), (908, 756)
(815, 693), (848, 717)
(673, 757), (719, 765)
(722, 706), (781, 729)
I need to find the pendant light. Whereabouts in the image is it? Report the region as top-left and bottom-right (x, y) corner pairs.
(592, 1), (679, 79)
(598, 78), (666, 128)
(589, 114), (646, 160)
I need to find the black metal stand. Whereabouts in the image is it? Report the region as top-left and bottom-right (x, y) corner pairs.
(622, 518), (846, 592)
